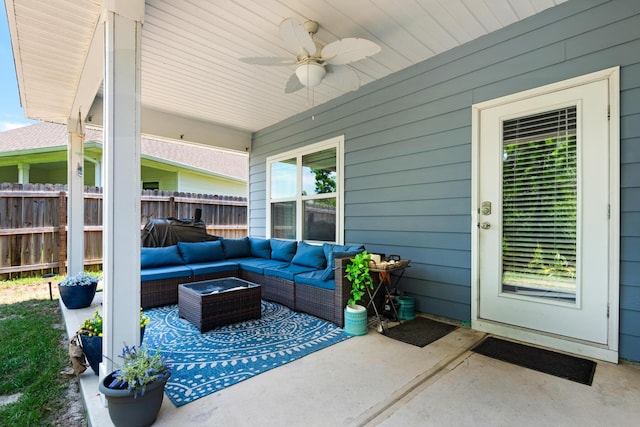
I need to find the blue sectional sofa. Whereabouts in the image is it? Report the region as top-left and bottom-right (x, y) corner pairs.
(140, 237), (364, 327)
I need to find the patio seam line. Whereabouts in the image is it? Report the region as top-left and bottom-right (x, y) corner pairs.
(349, 332), (486, 427)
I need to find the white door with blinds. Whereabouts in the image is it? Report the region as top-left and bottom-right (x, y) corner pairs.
(477, 78), (610, 344)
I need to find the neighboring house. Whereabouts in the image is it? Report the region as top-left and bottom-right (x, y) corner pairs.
(5, 0), (640, 364)
(0, 122), (248, 196)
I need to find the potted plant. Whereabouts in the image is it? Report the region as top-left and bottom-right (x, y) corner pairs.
(99, 344), (171, 427)
(78, 309), (150, 375)
(58, 271), (99, 309)
(343, 250), (374, 336)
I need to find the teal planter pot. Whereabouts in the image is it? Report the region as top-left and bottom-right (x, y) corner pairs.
(344, 304), (368, 336)
(397, 296), (416, 321)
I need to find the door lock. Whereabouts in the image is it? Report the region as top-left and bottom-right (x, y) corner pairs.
(481, 201), (492, 215)
(480, 222), (491, 229)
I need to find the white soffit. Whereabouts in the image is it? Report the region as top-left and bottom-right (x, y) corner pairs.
(7, 0), (568, 136)
(6, 0), (102, 123)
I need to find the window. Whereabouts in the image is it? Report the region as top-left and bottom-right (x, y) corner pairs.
(502, 107), (577, 301)
(266, 136), (344, 243)
(143, 181), (159, 190)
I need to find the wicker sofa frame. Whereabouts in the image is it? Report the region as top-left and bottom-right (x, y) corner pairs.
(141, 256), (353, 327)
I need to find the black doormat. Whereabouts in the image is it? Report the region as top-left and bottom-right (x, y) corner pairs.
(472, 337), (596, 386)
(384, 316), (458, 347)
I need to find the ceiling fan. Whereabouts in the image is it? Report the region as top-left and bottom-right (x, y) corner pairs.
(241, 18), (381, 94)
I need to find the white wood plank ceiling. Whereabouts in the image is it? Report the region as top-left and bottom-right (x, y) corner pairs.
(7, 0), (568, 134)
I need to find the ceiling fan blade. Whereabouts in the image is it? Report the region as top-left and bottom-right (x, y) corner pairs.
(322, 38), (381, 65)
(323, 65), (360, 91)
(279, 18), (316, 55)
(239, 57), (295, 66)
(285, 72), (304, 93)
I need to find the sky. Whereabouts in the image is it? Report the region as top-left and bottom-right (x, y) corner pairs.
(0, 2), (39, 132)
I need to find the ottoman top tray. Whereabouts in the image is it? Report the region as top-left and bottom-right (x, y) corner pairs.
(182, 277), (258, 295)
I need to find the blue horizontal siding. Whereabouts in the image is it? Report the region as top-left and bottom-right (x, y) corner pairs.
(249, 0), (640, 360)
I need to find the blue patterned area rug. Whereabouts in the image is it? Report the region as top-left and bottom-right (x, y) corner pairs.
(143, 301), (351, 406)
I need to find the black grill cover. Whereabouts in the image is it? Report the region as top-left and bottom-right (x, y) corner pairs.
(141, 218), (219, 247)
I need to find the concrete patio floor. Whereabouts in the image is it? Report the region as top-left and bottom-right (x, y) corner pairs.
(62, 292), (640, 426)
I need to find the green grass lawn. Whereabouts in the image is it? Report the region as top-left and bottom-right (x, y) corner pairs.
(0, 279), (80, 426)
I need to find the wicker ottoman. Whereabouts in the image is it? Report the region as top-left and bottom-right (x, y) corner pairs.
(178, 278), (261, 332)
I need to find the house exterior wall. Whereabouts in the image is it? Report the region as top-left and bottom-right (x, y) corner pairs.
(178, 170), (247, 197)
(0, 162), (96, 186)
(249, 0), (640, 361)
(140, 165), (177, 190)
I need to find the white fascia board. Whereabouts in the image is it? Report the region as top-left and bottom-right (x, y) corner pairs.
(68, 19), (104, 132)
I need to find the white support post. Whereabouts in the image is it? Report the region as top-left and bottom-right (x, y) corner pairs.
(67, 121), (85, 276)
(17, 162), (30, 184)
(100, 6), (143, 378)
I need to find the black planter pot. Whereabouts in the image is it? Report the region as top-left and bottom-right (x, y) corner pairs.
(58, 282), (97, 309)
(79, 334), (102, 375)
(99, 371), (170, 427)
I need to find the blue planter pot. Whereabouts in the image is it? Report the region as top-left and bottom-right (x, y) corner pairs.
(80, 327), (146, 375)
(80, 334), (102, 375)
(99, 371), (170, 427)
(58, 282), (97, 309)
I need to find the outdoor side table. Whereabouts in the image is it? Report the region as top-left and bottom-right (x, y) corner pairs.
(178, 277), (261, 332)
(366, 258), (410, 333)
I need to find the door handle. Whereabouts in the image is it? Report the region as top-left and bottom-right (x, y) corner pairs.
(480, 222), (491, 229)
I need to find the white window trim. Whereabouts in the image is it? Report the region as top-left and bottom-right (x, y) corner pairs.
(266, 135), (345, 244)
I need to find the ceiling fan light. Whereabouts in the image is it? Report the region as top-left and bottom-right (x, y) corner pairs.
(295, 63), (326, 87)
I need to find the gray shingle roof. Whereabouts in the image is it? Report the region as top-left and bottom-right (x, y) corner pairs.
(0, 122), (248, 181)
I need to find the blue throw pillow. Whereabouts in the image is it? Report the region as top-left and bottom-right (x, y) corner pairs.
(249, 237), (271, 259)
(270, 239), (297, 262)
(291, 241), (326, 269)
(178, 240), (224, 264)
(221, 237), (251, 258)
(141, 246), (184, 268)
(320, 243), (365, 281)
(320, 250), (361, 281)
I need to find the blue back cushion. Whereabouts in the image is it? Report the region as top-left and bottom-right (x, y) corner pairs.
(141, 246), (184, 268)
(177, 240), (224, 264)
(291, 241), (326, 269)
(270, 239), (297, 262)
(221, 237), (251, 258)
(249, 237), (271, 259)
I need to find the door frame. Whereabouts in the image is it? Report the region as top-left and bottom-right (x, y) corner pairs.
(470, 67), (620, 363)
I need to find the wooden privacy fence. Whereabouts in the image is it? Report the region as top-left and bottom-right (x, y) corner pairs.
(0, 183), (248, 278)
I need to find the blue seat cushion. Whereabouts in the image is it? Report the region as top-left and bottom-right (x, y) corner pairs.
(263, 263), (317, 281)
(141, 246), (184, 268)
(221, 237), (251, 258)
(230, 258), (289, 274)
(178, 240), (224, 264)
(291, 241), (326, 269)
(294, 270), (335, 290)
(321, 243), (365, 281)
(186, 261), (238, 276)
(270, 239), (297, 262)
(249, 237), (271, 259)
(141, 265), (192, 282)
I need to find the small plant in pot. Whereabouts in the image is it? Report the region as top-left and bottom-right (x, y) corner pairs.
(58, 271), (100, 309)
(343, 250), (373, 336)
(77, 309), (150, 375)
(99, 344), (171, 427)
